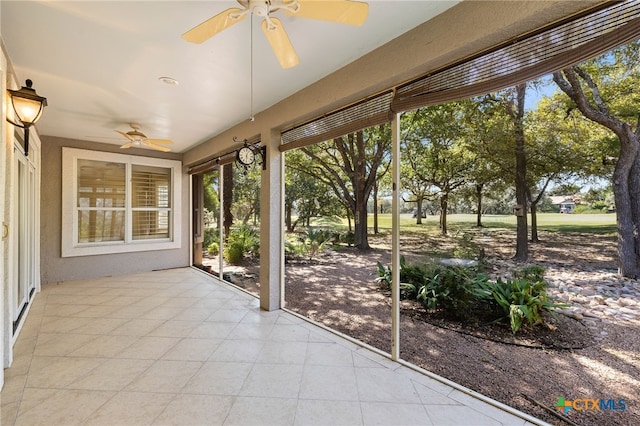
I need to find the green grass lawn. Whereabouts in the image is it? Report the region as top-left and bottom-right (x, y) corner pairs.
(394, 213), (616, 234)
(306, 213), (618, 235)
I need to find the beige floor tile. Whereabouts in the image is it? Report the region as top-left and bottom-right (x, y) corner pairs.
(0, 374), (27, 405)
(152, 394), (235, 425)
(206, 309), (248, 323)
(68, 358), (154, 391)
(255, 340), (308, 364)
(424, 404), (502, 425)
(361, 401), (433, 426)
(25, 356), (103, 388)
(68, 334), (140, 358)
(223, 396), (297, 426)
(109, 318), (165, 336)
(304, 341), (355, 366)
(414, 381), (463, 405)
(356, 367), (422, 403)
(70, 317), (129, 335)
(147, 320), (201, 338)
(181, 361), (253, 395)
(161, 337), (221, 361)
(124, 360), (201, 393)
(83, 391), (175, 426)
(268, 323), (311, 342)
(14, 389), (115, 426)
(188, 322), (237, 339)
(1, 401), (19, 426)
(239, 363), (303, 398)
(299, 365), (359, 401)
(11, 337), (38, 359)
(294, 400), (363, 426)
(209, 339), (265, 363)
(114, 335), (179, 360)
(34, 333), (98, 356)
(12, 388), (58, 413)
(139, 306), (184, 320)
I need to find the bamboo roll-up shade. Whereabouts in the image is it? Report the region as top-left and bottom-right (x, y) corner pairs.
(280, 91), (394, 152)
(390, 1), (640, 112)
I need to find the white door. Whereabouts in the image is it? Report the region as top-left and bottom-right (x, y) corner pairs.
(11, 147), (36, 335)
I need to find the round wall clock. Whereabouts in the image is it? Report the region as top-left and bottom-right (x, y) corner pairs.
(237, 146), (255, 166)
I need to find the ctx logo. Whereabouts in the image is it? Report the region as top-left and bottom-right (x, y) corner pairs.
(554, 397), (626, 413)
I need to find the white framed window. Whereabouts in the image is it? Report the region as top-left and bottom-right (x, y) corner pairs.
(62, 148), (181, 257)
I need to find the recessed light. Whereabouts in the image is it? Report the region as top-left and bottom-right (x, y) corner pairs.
(159, 76), (179, 86)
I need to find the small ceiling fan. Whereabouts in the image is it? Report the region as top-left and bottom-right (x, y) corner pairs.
(182, 0), (369, 69)
(116, 124), (173, 152)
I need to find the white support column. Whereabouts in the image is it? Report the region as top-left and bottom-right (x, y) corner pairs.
(259, 129), (283, 311)
(391, 113), (401, 361)
(218, 167), (224, 278)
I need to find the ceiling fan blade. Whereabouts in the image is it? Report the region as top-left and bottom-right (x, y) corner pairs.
(285, 0), (368, 26)
(262, 18), (299, 69)
(115, 130), (134, 141)
(120, 142), (134, 149)
(146, 142), (171, 152)
(146, 138), (174, 145)
(182, 7), (247, 43)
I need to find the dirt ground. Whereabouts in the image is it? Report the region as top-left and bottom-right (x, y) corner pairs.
(204, 229), (639, 426)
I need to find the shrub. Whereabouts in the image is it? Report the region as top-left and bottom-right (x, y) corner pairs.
(203, 227), (219, 250)
(223, 225), (259, 264)
(340, 231), (355, 247)
(376, 257), (564, 333)
(207, 242), (219, 255)
(474, 277), (565, 333)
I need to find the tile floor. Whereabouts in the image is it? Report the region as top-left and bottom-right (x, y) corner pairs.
(1, 268), (545, 425)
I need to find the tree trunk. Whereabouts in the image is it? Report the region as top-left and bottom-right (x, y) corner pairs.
(222, 164), (233, 240)
(353, 132), (370, 249)
(513, 84), (528, 261)
(613, 142), (640, 277)
(476, 183), (483, 227)
(285, 201), (293, 232)
(439, 193), (448, 235)
(416, 197), (424, 225)
(373, 183), (379, 234)
(530, 201), (539, 243)
(553, 67), (640, 277)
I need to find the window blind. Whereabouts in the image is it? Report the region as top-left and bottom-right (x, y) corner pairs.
(280, 91), (394, 152)
(280, 2), (639, 150)
(131, 165), (171, 240)
(390, 1), (640, 112)
(77, 159), (125, 243)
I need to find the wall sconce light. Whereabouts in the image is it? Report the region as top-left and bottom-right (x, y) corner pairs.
(7, 79), (48, 156)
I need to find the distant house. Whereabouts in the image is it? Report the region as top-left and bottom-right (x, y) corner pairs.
(550, 196), (577, 213)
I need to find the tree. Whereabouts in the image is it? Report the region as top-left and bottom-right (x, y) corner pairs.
(284, 150), (343, 232)
(401, 103), (475, 234)
(222, 164), (233, 238)
(301, 124), (391, 249)
(553, 41), (640, 277)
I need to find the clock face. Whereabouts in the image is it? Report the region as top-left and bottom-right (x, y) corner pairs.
(237, 146), (255, 166)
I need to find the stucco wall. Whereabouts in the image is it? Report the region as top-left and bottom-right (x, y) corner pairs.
(40, 136), (189, 284)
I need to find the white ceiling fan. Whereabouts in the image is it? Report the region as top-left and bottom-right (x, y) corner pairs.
(182, 0), (369, 69)
(116, 124), (173, 152)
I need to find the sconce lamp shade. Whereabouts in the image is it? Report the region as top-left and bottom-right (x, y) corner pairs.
(8, 79), (47, 126)
(7, 79), (47, 156)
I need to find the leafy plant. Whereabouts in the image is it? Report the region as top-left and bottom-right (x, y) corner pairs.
(223, 225), (260, 264)
(203, 227), (219, 250)
(474, 277), (565, 333)
(207, 241), (219, 255)
(340, 231), (355, 247)
(375, 261), (392, 290)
